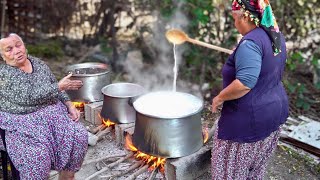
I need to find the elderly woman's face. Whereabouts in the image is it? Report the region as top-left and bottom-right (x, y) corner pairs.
(232, 11), (246, 35)
(0, 35), (27, 67)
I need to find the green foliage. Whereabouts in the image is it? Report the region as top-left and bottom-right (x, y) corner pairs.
(286, 52), (304, 71)
(285, 81), (311, 111)
(272, 0), (320, 40)
(99, 38), (113, 54)
(27, 41), (64, 59)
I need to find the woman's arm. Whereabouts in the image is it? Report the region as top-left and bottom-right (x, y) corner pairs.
(212, 40), (262, 112)
(212, 79), (250, 112)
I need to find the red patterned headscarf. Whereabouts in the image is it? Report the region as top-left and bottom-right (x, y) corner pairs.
(232, 0), (281, 55)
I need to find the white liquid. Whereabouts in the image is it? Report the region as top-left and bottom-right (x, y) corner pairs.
(173, 44), (178, 92)
(133, 91), (203, 119)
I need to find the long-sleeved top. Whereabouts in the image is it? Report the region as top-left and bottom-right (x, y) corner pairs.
(235, 40), (262, 89)
(0, 55), (70, 114)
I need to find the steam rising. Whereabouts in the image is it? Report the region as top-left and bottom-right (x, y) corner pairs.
(123, 1), (201, 96)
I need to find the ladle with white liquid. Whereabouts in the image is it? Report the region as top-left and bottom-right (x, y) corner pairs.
(165, 29), (233, 54)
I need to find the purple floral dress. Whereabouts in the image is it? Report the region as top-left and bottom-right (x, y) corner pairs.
(0, 56), (88, 179)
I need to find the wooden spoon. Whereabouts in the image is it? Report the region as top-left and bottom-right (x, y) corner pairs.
(166, 29), (233, 55)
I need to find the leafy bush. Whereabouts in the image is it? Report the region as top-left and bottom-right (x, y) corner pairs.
(27, 41), (64, 59)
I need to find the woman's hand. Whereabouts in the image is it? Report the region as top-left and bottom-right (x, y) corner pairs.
(212, 96), (224, 113)
(58, 73), (83, 91)
(65, 101), (80, 121)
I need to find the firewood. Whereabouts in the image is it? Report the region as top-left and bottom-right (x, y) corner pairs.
(147, 167), (159, 180)
(88, 124), (105, 134)
(102, 161), (144, 179)
(85, 152), (134, 180)
(125, 165), (149, 180)
(83, 154), (126, 166)
(205, 120), (219, 144)
(106, 152), (134, 169)
(96, 127), (112, 141)
(87, 127), (112, 146)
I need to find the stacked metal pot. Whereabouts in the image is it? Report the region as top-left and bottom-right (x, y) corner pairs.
(65, 62), (111, 102)
(132, 91), (204, 158)
(65, 63), (204, 158)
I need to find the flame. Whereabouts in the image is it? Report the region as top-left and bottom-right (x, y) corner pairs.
(203, 128), (209, 143)
(72, 102), (85, 108)
(99, 114), (116, 127)
(125, 135), (166, 172)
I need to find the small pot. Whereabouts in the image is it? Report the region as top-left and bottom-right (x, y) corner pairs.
(132, 91), (204, 158)
(65, 62), (111, 102)
(100, 83), (145, 124)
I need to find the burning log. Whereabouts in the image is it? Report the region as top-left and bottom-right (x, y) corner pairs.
(88, 124), (105, 134)
(96, 126), (112, 138)
(85, 152), (134, 180)
(206, 126), (216, 143)
(125, 164), (149, 180)
(147, 166), (159, 180)
(204, 121), (218, 144)
(106, 151), (134, 169)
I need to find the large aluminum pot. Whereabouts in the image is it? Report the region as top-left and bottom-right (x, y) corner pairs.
(100, 83), (145, 124)
(132, 91), (204, 158)
(65, 62), (111, 102)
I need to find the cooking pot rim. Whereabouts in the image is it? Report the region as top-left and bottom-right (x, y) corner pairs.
(65, 62), (110, 77)
(133, 91), (204, 119)
(101, 82), (145, 98)
(70, 71), (110, 77)
(135, 105), (203, 119)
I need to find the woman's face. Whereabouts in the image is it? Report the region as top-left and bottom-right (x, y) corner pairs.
(232, 11), (246, 35)
(0, 35), (27, 67)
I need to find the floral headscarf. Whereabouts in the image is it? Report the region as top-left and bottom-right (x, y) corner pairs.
(232, 0), (281, 55)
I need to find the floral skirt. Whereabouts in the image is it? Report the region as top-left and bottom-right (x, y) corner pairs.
(211, 127), (279, 180)
(0, 101), (88, 180)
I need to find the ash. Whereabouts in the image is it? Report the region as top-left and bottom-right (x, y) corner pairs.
(72, 133), (164, 180)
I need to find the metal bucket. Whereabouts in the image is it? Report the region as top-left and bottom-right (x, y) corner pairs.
(100, 83), (145, 124)
(132, 91), (204, 158)
(64, 62), (111, 102)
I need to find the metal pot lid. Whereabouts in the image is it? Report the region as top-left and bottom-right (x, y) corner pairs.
(133, 91), (203, 119)
(101, 83), (145, 98)
(65, 62), (110, 77)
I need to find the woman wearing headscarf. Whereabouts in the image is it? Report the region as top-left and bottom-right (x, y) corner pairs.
(0, 33), (88, 180)
(211, 0), (288, 179)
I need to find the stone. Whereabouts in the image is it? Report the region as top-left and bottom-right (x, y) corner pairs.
(165, 145), (211, 180)
(114, 123), (135, 146)
(84, 101), (103, 125)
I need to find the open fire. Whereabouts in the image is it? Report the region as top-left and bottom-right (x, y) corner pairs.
(203, 128), (209, 143)
(100, 115), (116, 128)
(125, 135), (166, 172)
(72, 101), (86, 112)
(72, 101), (85, 108)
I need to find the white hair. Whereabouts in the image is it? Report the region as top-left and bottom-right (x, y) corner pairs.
(0, 33), (25, 56)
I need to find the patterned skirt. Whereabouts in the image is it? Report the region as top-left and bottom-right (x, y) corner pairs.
(0, 101), (88, 180)
(211, 127), (279, 180)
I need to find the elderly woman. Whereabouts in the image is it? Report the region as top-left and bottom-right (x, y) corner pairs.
(0, 33), (88, 180)
(211, 0), (288, 179)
